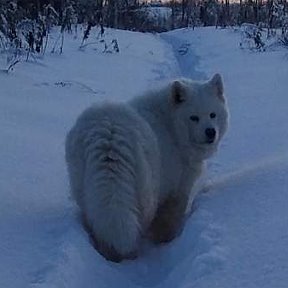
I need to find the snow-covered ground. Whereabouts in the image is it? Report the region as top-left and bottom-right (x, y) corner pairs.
(1, 26), (288, 288)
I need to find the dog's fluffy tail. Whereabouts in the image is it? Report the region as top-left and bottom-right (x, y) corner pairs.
(81, 119), (141, 260)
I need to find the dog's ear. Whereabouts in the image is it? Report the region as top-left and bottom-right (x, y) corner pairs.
(209, 74), (225, 102)
(171, 80), (186, 105)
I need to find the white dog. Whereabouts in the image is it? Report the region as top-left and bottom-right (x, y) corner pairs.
(65, 74), (229, 262)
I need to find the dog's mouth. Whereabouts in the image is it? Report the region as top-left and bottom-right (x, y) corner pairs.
(205, 139), (215, 144)
(189, 132), (217, 149)
(193, 140), (216, 149)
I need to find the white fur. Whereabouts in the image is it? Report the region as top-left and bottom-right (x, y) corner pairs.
(65, 74), (229, 259)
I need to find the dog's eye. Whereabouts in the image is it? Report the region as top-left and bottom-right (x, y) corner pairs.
(210, 112), (216, 119)
(190, 115), (200, 122)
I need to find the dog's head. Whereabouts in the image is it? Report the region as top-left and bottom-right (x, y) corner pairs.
(169, 74), (229, 159)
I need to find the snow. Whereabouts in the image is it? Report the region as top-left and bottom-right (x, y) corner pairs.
(1, 26), (288, 288)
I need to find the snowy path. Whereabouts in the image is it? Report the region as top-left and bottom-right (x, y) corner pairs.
(1, 27), (288, 288)
(163, 28), (288, 288)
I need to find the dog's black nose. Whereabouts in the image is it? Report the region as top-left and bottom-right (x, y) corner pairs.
(205, 128), (216, 141)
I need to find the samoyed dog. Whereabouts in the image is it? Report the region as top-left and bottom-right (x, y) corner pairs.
(65, 74), (229, 262)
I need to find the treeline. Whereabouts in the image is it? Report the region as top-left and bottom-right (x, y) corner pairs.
(168, 0), (288, 30)
(0, 0), (154, 34)
(1, 0), (287, 33)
